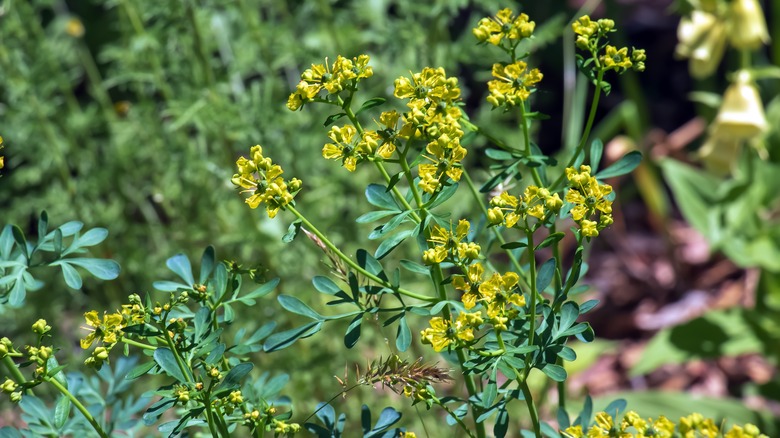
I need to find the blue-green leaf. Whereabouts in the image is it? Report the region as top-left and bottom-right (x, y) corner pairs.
(323, 112), (347, 127)
(375, 229), (413, 260)
(536, 258), (556, 293)
(278, 295), (324, 320)
(355, 97), (386, 116)
(399, 260), (430, 277)
(396, 316), (411, 352)
(356, 210), (398, 223)
(54, 395), (70, 429)
(596, 151), (642, 179)
(76, 228), (108, 247)
(312, 276), (342, 295)
(217, 363), (254, 390)
(589, 139), (603, 172)
(365, 184), (399, 211)
(199, 246), (216, 283)
(264, 321), (322, 352)
(65, 258), (120, 280)
(154, 348), (189, 383)
(59, 262), (82, 289)
(541, 363), (567, 382)
(344, 314), (362, 348)
(166, 253), (194, 285)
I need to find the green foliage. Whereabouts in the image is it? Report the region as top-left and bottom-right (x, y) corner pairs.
(0, 211), (119, 308)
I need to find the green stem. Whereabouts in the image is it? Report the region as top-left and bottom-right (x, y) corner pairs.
(518, 378), (541, 437)
(523, 226), (538, 379)
(120, 337), (157, 351)
(432, 396), (477, 438)
(2, 356), (33, 396)
(201, 392), (221, 438)
(44, 375), (109, 438)
(461, 170), (532, 291)
(550, 70), (605, 191)
(162, 322), (193, 384)
(287, 206), (435, 302)
(519, 102), (544, 186)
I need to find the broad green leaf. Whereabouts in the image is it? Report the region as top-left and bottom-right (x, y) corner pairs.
(426, 182), (459, 209)
(536, 232), (565, 250)
(365, 184), (398, 210)
(356, 210), (398, 223)
(596, 150), (642, 179)
(501, 241), (528, 249)
(58, 261), (83, 289)
(217, 362), (254, 390)
(589, 139), (603, 172)
(536, 258), (556, 293)
(541, 363), (567, 382)
(399, 260), (430, 276)
(396, 316), (411, 352)
(282, 220), (302, 243)
(323, 112), (347, 127)
(312, 276), (342, 295)
(37, 211), (48, 246)
(54, 395), (70, 429)
(154, 348), (190, 383)
(199, 246), (216, 283)
(344, 314), (363, 348)
(76, 228), (109, 247)
(125, 361), (156, 380)
(375, 229), (413, 260)
(58, 221), (83, 237)
(65, 258), (120, 280)
(558, 302), (579, 333)
(355, 97), (386, 116)
(264, 321), (323, 352)
(166, 253), (194, 285)
(278, 295), (324, 320)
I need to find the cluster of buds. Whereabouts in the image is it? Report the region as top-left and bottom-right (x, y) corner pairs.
(1, 378), (21, 403)
(287, 55), (373, 111)
(572, 15), (645, 74)
(232, 145), (302, 218)
(676, 0), (770, 79)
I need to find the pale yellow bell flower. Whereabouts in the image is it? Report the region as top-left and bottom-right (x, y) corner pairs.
(676, 11), (727, 79)
(713, 70), (767, 140)
(727, 0), (770, 50)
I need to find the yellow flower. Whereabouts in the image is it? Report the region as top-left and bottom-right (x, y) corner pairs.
(287, 55), (373, 110)
(713, 70), (767, 140)
(231, 145), (301, 218)
(453, 263), (485, 309)
(600, 45), (632, 72)
(80, 310), (124, 349)
(563, 425), (584, 438)
(423, 220), (477, 264)
(420, 317), (453, 351)
(65, 18), (85, 38)
(565, 165), (613, 237)
(473, 9), (535, 46)
(487, 61), (543, 107)
(489, 186), (560, 228)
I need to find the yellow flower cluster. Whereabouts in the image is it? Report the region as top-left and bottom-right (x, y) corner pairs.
(80, 310), (125, 369)
(452, 262), (525, 331)
(572, 15), (645, 73)
(562, 411), (767, 438)
(487, 61), (543, 107)
(232, 145), (302, 218)
(487, 186), (563, 227)
(420, 312), (481, 352)
(287, 54), (373, 111)
(676, 0), (769, 79)
(422, 219), (480, 265)
(472, 8), (535, 47)
(393, 67), (465, 193)
(565, 165), (613, 237)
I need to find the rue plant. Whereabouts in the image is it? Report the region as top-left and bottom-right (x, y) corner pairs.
(0, 7), (769, 438)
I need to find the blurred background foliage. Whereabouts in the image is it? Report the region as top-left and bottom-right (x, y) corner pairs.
(2, 0), (780, 435)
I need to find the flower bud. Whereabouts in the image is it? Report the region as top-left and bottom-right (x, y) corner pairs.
(713, 71), (767, 140)
(32, 319), (51, 335)
(728, 0), (769, 50)
(1, 378), (17, 393)
(487, 207), (504, 226)
(10, 391), (22, 403)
